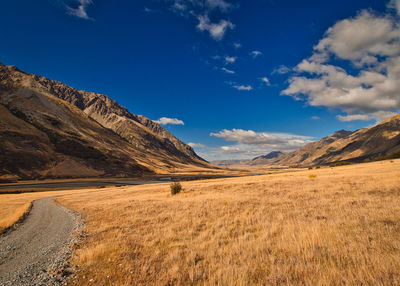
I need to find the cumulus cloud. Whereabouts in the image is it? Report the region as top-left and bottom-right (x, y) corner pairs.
(154, 117), (184, 125)
(282, 9), (400, 123)
(250, 50), (263, 58)
(388, 0), (400, 16)
(201, 129), (311, 160)
(260, 77), (271, 86)
(221, 67), (235, 74)
(66, 0), (93, 20)
(233, 85), (253, 91)
(210, 129), (312, 149)
(197, 15), (235, 40)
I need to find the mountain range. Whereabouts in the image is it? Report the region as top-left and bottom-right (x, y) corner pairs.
(1, 63), (399, 179)
(0, 63), (210, 180)
(214, 114), (400, 167)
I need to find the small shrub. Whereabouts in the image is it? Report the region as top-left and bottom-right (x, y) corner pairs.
(170, 182), (182, 195)
(308, 167), (313, 170)
(364, 158), (371, 163)
(316, 166), (321, 169)
(308, 174), (317, 179)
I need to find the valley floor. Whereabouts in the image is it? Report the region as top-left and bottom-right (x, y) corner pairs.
(58, 159), (400, 285)
(1, 160), (400, 285)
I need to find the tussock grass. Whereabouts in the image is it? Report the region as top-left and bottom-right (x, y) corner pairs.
(55, 159), (400, 285)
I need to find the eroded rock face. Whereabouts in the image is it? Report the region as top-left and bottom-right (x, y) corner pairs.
(30, 73), (203, 162)
(0, 63), (207, 179)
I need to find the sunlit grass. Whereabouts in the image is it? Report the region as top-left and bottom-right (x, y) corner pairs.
(55, 159), (400, 285)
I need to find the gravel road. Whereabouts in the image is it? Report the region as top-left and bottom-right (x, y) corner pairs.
(0, 198), (83, 285)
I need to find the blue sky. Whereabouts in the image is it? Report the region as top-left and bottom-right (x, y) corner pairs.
(1, 0), (399, 160)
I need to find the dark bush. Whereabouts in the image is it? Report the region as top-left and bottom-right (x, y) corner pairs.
(170, 182), (182, 195)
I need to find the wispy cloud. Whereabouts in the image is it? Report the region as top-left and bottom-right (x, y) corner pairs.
(221, 67), (235, 74)
(272, 65), (290, 74)
(233, 85), (253, 91)
(337, 111), (397, 122)
(233, 42), (242, 49)
(311, 116), (320, 120)
(188, 142), (206, 148)
(250, 50), (263, 58)
(154, 117), (184, 125)
(66, 0), (93, 20)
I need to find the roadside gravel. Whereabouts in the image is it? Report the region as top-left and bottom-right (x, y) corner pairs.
(0, 197), (83, 285)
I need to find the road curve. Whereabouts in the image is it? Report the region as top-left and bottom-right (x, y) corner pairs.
(0, 198), (82, 285)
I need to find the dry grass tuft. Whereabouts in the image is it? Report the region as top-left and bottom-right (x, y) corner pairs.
(54, 159), (400, 285)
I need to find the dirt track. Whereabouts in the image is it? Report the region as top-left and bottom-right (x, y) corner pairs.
(0, 198), (82, 285)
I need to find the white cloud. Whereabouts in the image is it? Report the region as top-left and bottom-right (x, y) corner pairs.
(250, 50), (263, 58)
(337, 114), (370, 122)
(154, 117), (184, 125)
(282, 10), (400, 123)
(225, 56), (237, 64)
(233, 85), (253, 91)
(197, 15), (234, 40)
(188, 142), (206, 148)
(220, 146), (242, 153)
(205, 0), (234, 12)
(211, 129), (312, 149)
(221, 67), (235, 74)
(66, 0), (93, 20)
(205, 128), (312, 160)
(311, 116), (320, 120)
(272, 65), (291, 75)
(260, 77), (271, 86)
(337, 111), (397, 122)
(314, 11), (400, 65)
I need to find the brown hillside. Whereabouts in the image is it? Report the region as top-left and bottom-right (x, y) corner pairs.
(277, 115), (400, 166)
(0, 63), (210, 179)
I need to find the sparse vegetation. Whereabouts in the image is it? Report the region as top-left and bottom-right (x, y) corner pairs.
(170, 182), (182, 195)
(308, 174), (317, 179)
(53, 159), (400, 285)
(330, 161), (351, 167)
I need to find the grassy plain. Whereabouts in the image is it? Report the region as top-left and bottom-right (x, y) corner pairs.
(50, 159), (400, 285)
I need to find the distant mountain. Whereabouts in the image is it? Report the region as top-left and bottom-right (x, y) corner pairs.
(212, 159), (250, 166)
(251, 151), (285, 165)
(0, 63), (210, 180)
(276, 115), (400, 166)
(212, 151), (286, 166)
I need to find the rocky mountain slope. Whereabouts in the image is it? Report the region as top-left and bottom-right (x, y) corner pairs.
(276, 115), (400, 166)
(0, 63), (209, 179)
(251, 151), (286, 165)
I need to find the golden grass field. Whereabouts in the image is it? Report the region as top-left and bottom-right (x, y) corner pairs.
(2, 159), (400, 285)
